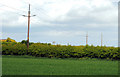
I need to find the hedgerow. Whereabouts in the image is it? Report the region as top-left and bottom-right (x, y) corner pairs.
(1, 42), (120, 60)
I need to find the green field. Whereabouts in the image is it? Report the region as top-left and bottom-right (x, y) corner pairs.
(2, 55), (118, 75)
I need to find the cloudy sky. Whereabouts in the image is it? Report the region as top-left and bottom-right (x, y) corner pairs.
(0, 0), (119, 47)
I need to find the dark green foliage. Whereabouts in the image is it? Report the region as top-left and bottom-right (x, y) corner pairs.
(21, 40), (27, 45)
(2, 42), (120, 60)
(20, 40), (34, 45)
(2, 43), (27, 55)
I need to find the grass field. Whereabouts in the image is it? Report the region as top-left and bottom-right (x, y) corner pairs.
(2, 55), (118, 75)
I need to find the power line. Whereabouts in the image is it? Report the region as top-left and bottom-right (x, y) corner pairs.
(20, 0), (51, 18)
(21, 0), (48, 13)
(0, 3), (26, 15)
(0, 7), (23, 16)
(21, 0), (30, 4)
(0, 3), (26, 12)
(32, 6), (51, 18)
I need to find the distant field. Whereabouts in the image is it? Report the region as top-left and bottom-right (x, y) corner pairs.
(2, 55), (118, 75)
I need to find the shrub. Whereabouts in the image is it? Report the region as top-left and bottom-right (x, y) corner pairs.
(2, 42), (120, 60)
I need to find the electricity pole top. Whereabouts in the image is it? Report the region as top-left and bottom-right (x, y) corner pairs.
(22, 4), (36, 52)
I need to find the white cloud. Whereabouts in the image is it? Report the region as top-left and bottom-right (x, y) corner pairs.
(31, 30), (85, 37)
(53, 0), (117, 27)
(0, 0), (118, 27)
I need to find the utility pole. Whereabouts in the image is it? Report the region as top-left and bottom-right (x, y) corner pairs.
(101, 32), (103, 47)
(86, 32), (88, 45)
(52, 41), (56, 45)
(22, 4), (36, 51)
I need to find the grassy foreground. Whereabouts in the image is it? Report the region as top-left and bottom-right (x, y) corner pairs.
(2, 55), (118, 75)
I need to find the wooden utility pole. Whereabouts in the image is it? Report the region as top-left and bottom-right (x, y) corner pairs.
(27, 4), (30, 50)
(23, 4), (36, 51)
(86, 32), (88, 45)
(101, 32), (103, 47)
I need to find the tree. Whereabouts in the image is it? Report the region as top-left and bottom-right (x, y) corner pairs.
(21, 40), (27, 45)
(6, 37), (11, 42)
(6, 37), (16, 42)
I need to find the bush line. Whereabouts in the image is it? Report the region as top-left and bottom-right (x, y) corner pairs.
(1, 42), (120, 60)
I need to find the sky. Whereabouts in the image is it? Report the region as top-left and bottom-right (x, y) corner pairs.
(0, 0), (119, 47)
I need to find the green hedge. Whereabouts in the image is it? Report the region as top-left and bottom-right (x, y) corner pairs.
(2, 42), (120, 60)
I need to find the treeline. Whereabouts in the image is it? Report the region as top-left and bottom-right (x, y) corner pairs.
(1, 41), (120, 60)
